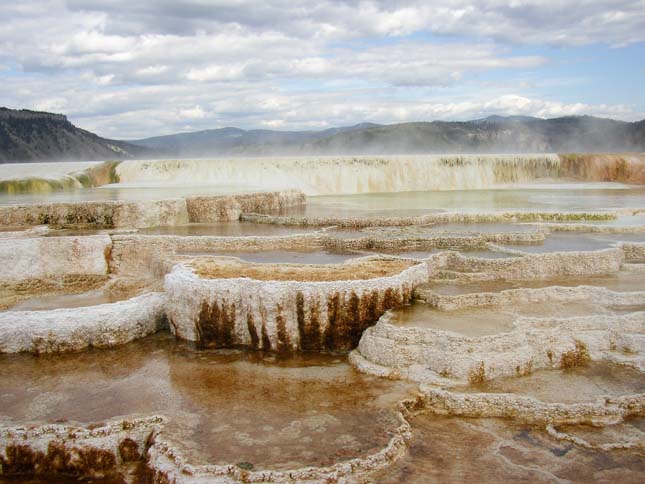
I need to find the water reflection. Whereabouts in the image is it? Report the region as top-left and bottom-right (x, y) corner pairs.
(0, 333), (416, 469)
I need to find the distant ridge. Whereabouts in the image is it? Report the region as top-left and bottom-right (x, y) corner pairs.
(0, 108), (151, 163)
(130, 122), (383, 157)
(131, 115), (645, 156)
(1, 107), (644, 162)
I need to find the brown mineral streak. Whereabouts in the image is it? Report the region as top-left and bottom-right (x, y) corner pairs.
(196, 299), (237, 348)
(559, 153), (645, 184)
(246, 313), (259, 349)
(296, 291), (322, 350)
(1, 442), (119, 477)
(275, 303), (291, 352)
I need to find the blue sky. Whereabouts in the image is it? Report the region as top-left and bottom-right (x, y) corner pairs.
(0, 1), (643, 139)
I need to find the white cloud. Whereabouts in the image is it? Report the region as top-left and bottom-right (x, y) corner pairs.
(0, 1), (642, 138)
(136, 64), (169, 76)
(61, 0), (645, 46)
(177, 106), (207, 119)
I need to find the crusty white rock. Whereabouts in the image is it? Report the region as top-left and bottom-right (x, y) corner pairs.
(0, 292), (166, 353)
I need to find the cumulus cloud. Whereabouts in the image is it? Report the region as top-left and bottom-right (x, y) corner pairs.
(62, 0), (645, 46)
(0, 1), (643, 138)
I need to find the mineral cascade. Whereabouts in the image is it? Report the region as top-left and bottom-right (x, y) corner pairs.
(0, 154), (643, 483)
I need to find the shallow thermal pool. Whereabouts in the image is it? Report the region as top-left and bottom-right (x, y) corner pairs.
(374, 414), (645, 484)
(389, 300), (637, 336)
(368, 248), (517, 260)
(460, 362), (645, 404)
(272, 186), (645, 218)
(546, 212), (645, 227)
(422, 270), (645, 295)
(328, 223), (542, 239)
(0, 333), (417, 470)
(0, 184), (270, 206)
(7, 289), (131, 311)
(501, 232), (645, 253)
(138, 221), (318, 237)
(178, 249), (363, 264)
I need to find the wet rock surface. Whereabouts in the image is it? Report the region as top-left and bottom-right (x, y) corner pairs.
(0, 333), (416, 472)
(374, 414), (645, 484)
(460, 362), (645, 404)
(0, 171), (644, 482)
(165, 258), (425, 351)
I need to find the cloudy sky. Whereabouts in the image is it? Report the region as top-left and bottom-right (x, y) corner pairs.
(1, 1), (644, 139)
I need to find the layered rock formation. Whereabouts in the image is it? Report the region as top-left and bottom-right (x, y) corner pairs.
(164, 258), (427, 351)
(0, 179), (644, 482)
(115, 154), (645, 196)
(0, 190), (304, 228)
(0, 292), (166, 353)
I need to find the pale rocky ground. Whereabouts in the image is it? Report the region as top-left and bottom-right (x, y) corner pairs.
(0, 157), (643, 483)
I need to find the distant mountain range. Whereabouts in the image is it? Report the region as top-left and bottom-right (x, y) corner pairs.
(132, 116), (645, 156)
(1, 106), (644, 162)
(130, 122), (382, 157)
(0, 108), (149, 163)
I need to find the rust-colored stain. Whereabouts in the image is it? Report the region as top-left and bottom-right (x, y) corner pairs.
(322, 287), (406, 351)
(260, 304), (271, 350)
(324, 291), (341, 349)
(118, 438), (141, 463)
(559, 153), (645, 184)
(275, 303), (291, 352)
(246, 313), (259, 349)
(1, 442), (119, 478)
(296, 291), (322, 350)
(195, 299), (236, 348)
(192, 283), (412, 352)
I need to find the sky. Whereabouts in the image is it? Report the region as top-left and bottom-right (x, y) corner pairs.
(1, 0), (644, 139)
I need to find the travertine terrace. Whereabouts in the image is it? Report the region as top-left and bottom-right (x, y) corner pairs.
(0, 154), (644, 483)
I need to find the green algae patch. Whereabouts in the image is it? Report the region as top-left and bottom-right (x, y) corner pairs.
(0, 176), (80, 194)
(0, 160), (122, 194)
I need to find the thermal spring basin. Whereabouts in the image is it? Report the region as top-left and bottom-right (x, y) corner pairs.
(461, 362), (645, 404)
(422, 270), (645, 296)
(0, 333), (417, 470)
(180, 249), (363, 265)
(0, 184), (265, 206)
(388, 300), (625, 337)
(274, 186), (645, 218)
(416, 222), (541, 234)
(546, 212), (645, 227)
(138, 221), (318, 237)
(501, 232), (645, 253)
(365, 248), (517, 260)
(187, 256), (416, 281)
(554, 418), (645, 449)
(352, 223), (541, 239)
(373, 414), (645, 484)
(7, 288), (131, 311)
